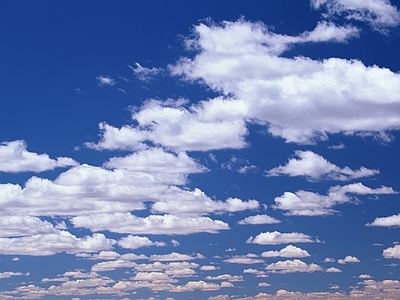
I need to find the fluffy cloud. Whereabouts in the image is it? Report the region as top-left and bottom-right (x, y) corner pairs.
(238, 214), (281, 225)
(169, 19), (400, 144)
(326, 267), (342, 273)
(71, 213), (229, 235)
(149, 252), (204, 261)
(338, 255), (360, 264)
(266, 150), (379, 181)
(383, 245), (400, 259)
(0, 140), (77, 173)
(223, 254), (264, 264)
(0, 215), (58, 237)
(206, 274), (243, 282)
(261, 245), (311, 258)
(273, 183), (396, 216)
(247, 231), (319, 245)
(96, 75), (116, 86)
(366, 213), (400, 227)
(0, 232), (115, 256)
(311, 0), (400, 32)
(265, 259), (322, 274)
(117, 235), (165, 249)
(0, 271), (30, 279)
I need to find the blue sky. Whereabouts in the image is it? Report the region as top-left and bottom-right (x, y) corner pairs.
(1, 0), (400, 299)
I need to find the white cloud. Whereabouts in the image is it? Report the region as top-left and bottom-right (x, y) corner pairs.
(243, 268), (268, 277)
(383, 244), (400, 259)
(96, 75), (116, 86)
(206, 274), (243, 282)
(247, 231), (319, 245)
(200, 265), (218, 271)
(265, 259), (322, 274)
(366, 213), (400, 227)
(0, 140), (77, 173)
(117, 235), (165, 249)
(338, 255), (360, 264)
(326, 267), (342, 273)
(328, 143), (346, 149)
(71, 213), (229, 235)
(0, 215), (58, 237)
(273, 183), (396, 216)
(0, 271), (30, 279)
(261, 245), (311, 258)
(311, 0), (400, 32)
(0, 231), (115, 256)
(130, 63), (163, 81)
(104, 147), (208, 174)
(170, 20), (400, 144)
(149, 252), (204, 262)
(359, 274), (373, 278)
(266, 150), (379, 181)
(223, 254), (264, 264)
(324, 257), (336, 262)
(238, 214), (281, 225)
(258, 282), (271, 287)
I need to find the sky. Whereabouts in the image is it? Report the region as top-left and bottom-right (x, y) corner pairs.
(1, 0), (400, 299)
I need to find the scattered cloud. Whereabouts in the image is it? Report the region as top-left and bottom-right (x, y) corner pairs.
(238, 214), (281, 225)
(149, 252), (204, 262)
(273, 183), (396, 216)
(366, 213), (400, 227)
(0, 140), (77, 173)
(383, 245), (400, 259)
(311, 0), (400, 32)
(261, 245), (311, 258)
(338, 255), (360, 264)
(129, 63), (163, 81)
(266, 150), (379, 181)
(223, 254), (264, 264)
(265, 259), (323, 274)
(359, 274), (373, 279)
(0, 271), (30, 279)
(328, 143), (346, 149)
(247, 231), (319, 245)
(96, 75), (116, 86)
(326, 267), (342, 273)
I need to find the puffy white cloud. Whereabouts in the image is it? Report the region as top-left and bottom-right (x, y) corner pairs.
(0, 215), (58, 237)
(130, 63), (163, 81)
(0, 231), (115, 256)
(238, 214), (281, 225)
(0, 140), (77, 173)
(149, 252), (204, 262)
(266, 150), (379, 181)
(200, 265), (218, 271)
(338, 255), (360, 264)
(261, 245), (311, 258)
(117, 235), (165, 249)
(311, 0), (400, 32)
(273, 183), (396, 216)
(170, 280), (233, 292)
(326, 267), (342, 273)
(265, 259), (322, 274)
(206, 274), (243, 282)
(223, 254), (264, 264)
(170, 20), (400, 144)
(104, 147), (207, 174)
(96, 75), (116, 86)
(366, 213), (400, 227)
(91, 259), (138, 272)
(247, 231), (319, 245)
(359, 274), (373, 278)
(71, 213), (229, 235)
(324, 257), (336, 262)
(383, 244), (400, 259)
(133, 261), (199, 278)
(0, 271), (30, 279)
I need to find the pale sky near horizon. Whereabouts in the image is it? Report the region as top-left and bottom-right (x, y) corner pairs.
(1, 1), (400, 299)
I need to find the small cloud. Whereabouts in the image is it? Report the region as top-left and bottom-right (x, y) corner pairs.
(326, 267), (342, 273)
(225, 248), (236, 252)
(359, 274), (373, 279)
(338, 256), (360, 264)
(200, 265), (218, 271)
(330, 284), (340, 289)
(324, 257), (335, 263)
(12, 257), (19, 261)
(171, 239), (180, 247)
(258, 282), (271, 287)
(328, 143), (346, 149)
(238, 214), (281, 225)
(130, 63), (163, 81)
(96, 75), (116, 86)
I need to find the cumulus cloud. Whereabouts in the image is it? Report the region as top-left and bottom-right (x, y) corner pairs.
(206, 274), (243, 282)
(0, 231), (115, 256)
(238, 214), (281, 225)
(149, 252), (204, 261)
(0, 215), (58, 237)
(311, 0), (400, 32)
(338, 255), (360, 264)
(0, 271), (30, 279)
(326, 267), (342, 273)
(0, 140), (77, 173)
(96, 75), (116, 86)
(273, 182), (396, 216)
(247, 231), (319, 245)
(383, 245), (400, 259)
(266, 150), (379, 181)
(265, 259), (323, 274)
(169, 19), (400, 144)
(366, 213), (400, 227)
(117, 235), (165, 249)
(261, 245), (311, 258)
(223, 254), (264, 264)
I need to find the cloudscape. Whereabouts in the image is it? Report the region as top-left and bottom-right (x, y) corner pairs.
(1, 1), (400, 299)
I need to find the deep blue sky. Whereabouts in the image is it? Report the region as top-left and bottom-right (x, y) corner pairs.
(1, 1), (400, 299)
